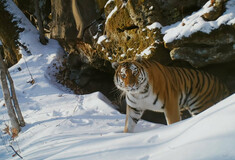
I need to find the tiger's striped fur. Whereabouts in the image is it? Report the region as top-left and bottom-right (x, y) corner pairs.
(112, 58), (229, 133)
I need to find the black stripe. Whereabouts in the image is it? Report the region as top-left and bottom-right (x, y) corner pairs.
(199, 97), (213, 109)
(186, 86), (193, 101)
(175, 68), (183, 85)
(177, 68), (187, 93)
(130, 116), (139, 124)
(191, 105), (203, 112)
(161, 103), (165, 109)
(153, 93), (159, 105)
(187, 94), (199, 106)
(189, 72), (210, 107)
(188, 68), (196, 80)
(182, 68), (190, 83)
(127, 95), (136, 104)
(182, 89), (189, 106)
(198, 72), (212, 104)
(142, 60), (150, 68)
(179, 92), (183, 106)
(181, 68), (193, 106)
(176, 68), (187, 106)
(198, 90), (213, 107)
(187, 69), (196, 92)
(188, 97), (199, 107)
(212, 78), (219, 99)
(129, 106), (142, 115)
(140, 83), (149, 94)
(142, 92), (150, 99)
(189, 70), (205, 104)
(139, 77), (147, 86)
(154, 62), (168, 81)
(115, 74), (119, 83)
(187, 70), (194, 87)
(200, 71), (205, 90)
(195, 70), (200, 89)
(187, 71), (204, 104)
(167, 68), (177, 84)
(198, 73), (217, 105)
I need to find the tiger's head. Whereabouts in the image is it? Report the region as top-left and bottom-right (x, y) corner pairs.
(112, 59), (148, 94)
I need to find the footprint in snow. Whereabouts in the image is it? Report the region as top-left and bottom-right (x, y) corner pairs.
(70, 119), (92, 126)
(147, 135), (159, 143)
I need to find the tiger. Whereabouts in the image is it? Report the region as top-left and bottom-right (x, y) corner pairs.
(112, 57), (230, 133)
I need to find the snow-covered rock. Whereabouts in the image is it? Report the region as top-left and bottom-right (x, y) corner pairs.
(163, 0), (235, 67)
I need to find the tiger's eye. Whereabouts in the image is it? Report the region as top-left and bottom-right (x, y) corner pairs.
(120, 73), (126, 78)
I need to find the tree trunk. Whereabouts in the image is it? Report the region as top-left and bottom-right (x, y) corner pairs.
(0, 49), (25, 134)
(5, 69), (25, 127)
(0, 54), (20, 133)
(34, 0), (48, 45)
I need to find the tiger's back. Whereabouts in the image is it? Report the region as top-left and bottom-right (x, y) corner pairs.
(164, 64), (229, 115)
(141, 59), (229, 114)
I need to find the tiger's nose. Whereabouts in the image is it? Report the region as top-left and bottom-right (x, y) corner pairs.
(127, 83), (135, 88)
(127, 84), (134, 87)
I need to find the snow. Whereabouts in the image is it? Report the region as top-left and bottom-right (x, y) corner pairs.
(1, 0), (235, 160)
(104, 0), (114, 8)
(162, 0), (235, 43)
(105, 6), (118, 24)
(97, 35), (107, 44)
(139, 46), (155, 57)
(149, 6), (154, 11)
(147, 22), (162, 30)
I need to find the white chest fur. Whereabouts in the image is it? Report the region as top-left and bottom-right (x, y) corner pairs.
(125, 86), (164, 112)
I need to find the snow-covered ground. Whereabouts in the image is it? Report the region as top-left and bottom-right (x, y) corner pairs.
(1, 1), (235, 160)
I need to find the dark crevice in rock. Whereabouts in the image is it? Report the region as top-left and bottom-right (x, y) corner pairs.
(116, 25), (139, 32)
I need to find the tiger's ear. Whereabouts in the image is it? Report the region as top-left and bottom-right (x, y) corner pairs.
(135, 56), (142, 63)
(112, 62), (119, 70)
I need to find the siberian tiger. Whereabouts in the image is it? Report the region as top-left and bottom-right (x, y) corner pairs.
(112, 58), (229, 133)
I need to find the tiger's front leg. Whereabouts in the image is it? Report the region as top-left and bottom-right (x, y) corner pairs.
(124, 105), (144, 133)
(164, 101), (181, 125)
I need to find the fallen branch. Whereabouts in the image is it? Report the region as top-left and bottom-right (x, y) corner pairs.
(9, 145), (23, 159)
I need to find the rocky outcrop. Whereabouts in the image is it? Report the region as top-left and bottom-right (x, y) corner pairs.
(167, 25), (235, 67)
(164, 0), (235, 68)
(97, 0), (167, 63)
(95, 0), (208, 64)
(50, 0), (106, 42)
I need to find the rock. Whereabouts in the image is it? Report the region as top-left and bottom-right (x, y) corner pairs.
(50, 0), (78, 40)
(165, 23), (235, 68)
(170, 43), (235, 67)
(51, 0), (105, 41)
(49, 0), (209, 68)
(202, 0), (226, 21)
(163, 0), (235, 67)
(96, 0), (170, 64)
(95, 0), (209, 65)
